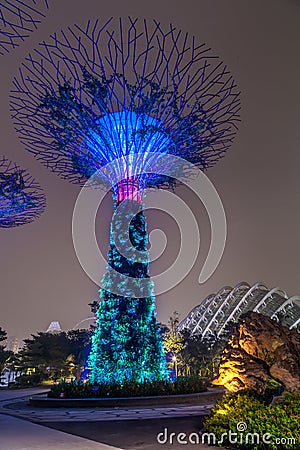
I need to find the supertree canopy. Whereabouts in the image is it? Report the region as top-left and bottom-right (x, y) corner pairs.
(10, 17), (240, 384)
(0, 0), (49, 55)
(0, 157), (46, 227)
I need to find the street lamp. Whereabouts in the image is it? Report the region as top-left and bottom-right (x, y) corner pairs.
(172, 355), (178, 379)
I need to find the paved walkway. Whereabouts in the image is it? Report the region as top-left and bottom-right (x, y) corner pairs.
(2, 396), (214, 422)
(0, 413), (121, 450)
(0, 389), (220, 450)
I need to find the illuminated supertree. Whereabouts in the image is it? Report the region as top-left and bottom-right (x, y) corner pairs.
(10, 17), (240, 384)
(0, 157), (46, 227)
(0, 0), (49, 55)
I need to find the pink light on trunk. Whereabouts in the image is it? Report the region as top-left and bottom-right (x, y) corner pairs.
(115, 178), (141, 204)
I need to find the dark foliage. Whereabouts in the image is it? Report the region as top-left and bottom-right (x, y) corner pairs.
(49, 376), (207, 398)
(17, 329), (92, 382)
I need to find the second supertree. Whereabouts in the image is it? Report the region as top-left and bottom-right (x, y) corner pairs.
(0, 157), (45, 228)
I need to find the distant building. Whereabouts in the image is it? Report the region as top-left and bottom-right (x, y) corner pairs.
(46, 321), (62, 333)
(179, 281), (300, 338)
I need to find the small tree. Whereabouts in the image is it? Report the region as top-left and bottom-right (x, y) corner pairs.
(0, 327), (14, 380)
(18, 332), (71, 381)
(17, 329), (92, 382)
(162, 312), (185, 377)
(0, 328), (6, 343)
(67, 329), (92, 378)
(180, 321), (236, 378)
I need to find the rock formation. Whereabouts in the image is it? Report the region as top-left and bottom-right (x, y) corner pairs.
(213, 312), (300, 394)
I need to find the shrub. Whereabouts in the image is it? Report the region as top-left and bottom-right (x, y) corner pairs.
(264, 378), (284, 404)
(203, 390), (300, 449)
(48, 375), (207, 398)
(14, 373), (45, 387)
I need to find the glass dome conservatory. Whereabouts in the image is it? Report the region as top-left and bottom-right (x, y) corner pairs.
(178, 281), (300, 338)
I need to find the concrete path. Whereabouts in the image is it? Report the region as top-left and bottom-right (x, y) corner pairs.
(0, 389), (122, 449)
(0, 389), (220, 450)
(0, 414), (122, 450)
(0, 387), (48, 402)
(2, 396), (214, 422)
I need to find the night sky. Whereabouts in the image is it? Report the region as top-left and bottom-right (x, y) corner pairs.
(0, 0), (299, 345)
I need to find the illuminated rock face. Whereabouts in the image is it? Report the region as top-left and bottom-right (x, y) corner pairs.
(213, 312), (300, 394)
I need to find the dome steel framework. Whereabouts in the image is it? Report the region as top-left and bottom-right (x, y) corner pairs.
(178, 281), (300, 338)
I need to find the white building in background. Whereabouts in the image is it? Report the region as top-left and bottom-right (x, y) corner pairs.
(5, 336), (19, 353)
(46, 321), (62, 333)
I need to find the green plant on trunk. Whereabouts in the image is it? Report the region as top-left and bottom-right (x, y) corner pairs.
(87, 201), (168, 384)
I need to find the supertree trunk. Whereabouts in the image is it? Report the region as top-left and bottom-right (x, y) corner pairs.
(88, 181), (168, 384)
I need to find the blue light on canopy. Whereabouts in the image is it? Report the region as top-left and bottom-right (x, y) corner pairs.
(86, 110), (171, 172)
(84, 110), (173, 199)
(11, 17), (240, 188)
